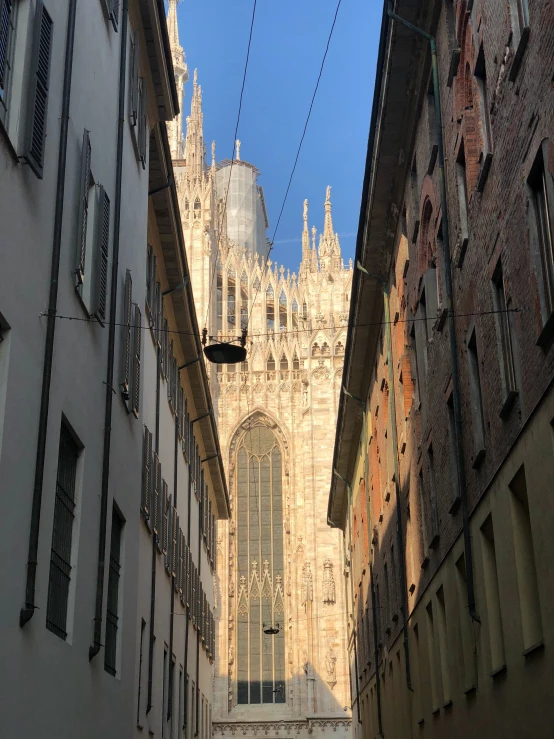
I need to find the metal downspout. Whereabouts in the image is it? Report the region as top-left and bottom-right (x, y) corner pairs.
(195, 478), (202, 737)
(183, 427), (193, 733)
(168, 410), (179, 722)
(387, 6), (479, 623)
(89, 0), (129, 658)
(20, 0), (78, 628)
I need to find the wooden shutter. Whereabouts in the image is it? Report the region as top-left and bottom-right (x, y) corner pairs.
(141, 426), (152, 518)
(146, 246), (154, 317)
(152, 454), (160, 534)
(129, 30), (139, 126)
(76, 130), (92, 284)
(185, 546), (191, 608)
(0, 0), (14, 93)
(171, 510), (179, 579)
(191, 564), (196, 625)
(120, 270), (132, 399)
(138, 78), (147, 168)
(109, 0), (120, 31)
(160, 480), (169, 555)
(179, 531), (185, 600)
(174, 522), (181, 592)
(93, 186), (110, 323)
(23, 1), (53, 178)
(131, 304), (141, 417)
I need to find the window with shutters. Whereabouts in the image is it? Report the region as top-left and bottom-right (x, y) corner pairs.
(46, 421), (81, 640)
(0, 0), (16, 128)
(101, 0), (120, 32)
(235, 422), (286, 705)
(131, 303), (141, 416)
(141, 426), (152, 520)
(105, 506), (124, 676)
(120, 271), (133, 401)
(75, 130), (111, 323)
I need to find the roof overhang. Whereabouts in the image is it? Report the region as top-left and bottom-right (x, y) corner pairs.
(149, 123), (230, 519)
(139, 0), (180, 120)
(328, 0), (438, 529)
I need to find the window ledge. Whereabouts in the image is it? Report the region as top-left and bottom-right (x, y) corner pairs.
(509, 27), (530, 83)
(457, 236), (469, 268)
(477, 152), (493, 193)
(448, 494), (461, 515)
(432, 707), (440, 716)
(536, 311), (554, 349)
(434, 307), (448, 333)
(447, 48), (461, 87)
(421, 555), (430, 570)
(499, 390), (518, 420)
(464, 684), (477, 695)
(417, 717), (425, 726)
(490, 663), (507, 679)
(443, 699), (453, 709)
(409, 583), (416, 594)
(0, 118), (20, 164)
(429, 533), (440, 550)
(523, 640), (544, 658)
(472, 447), (486, 469)
(392, 612), (399, 623)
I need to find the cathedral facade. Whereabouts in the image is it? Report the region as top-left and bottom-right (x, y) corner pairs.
(167, 3), (353, 736)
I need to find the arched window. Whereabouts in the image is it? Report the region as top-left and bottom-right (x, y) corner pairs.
(184, 198), (189, 210)
(267, 353), (275, 371)
(241, 360), (248, 374)
(302, 301), (308, 320)
(291, 299), (299, 330)
(279, 290), (287, 332)
(335, 342), (344, 355)
(235, 424), (286, 705)
(292, 352), (300, 370)
(194, 197), (201, 210)
(228, 267), (236, 327)
(266, 285), (275, 331)
(241, 272), (248, 330)
(312, 343), (320, 357)
(321, 342), (330, 356)
(280, 353), (288, 371)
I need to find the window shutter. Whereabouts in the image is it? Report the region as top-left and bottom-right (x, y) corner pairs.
(179, 387), (185, 439)
(152, 454), (160, 534)
(92, 186), (110, 324)
(109, 0), (119, 31)
(185, 546), (191, 609)
(141, 426), (152, 518)
(174, 521), (181, 592)
(120, 270), (132, 399)
(138, 78), (147, 168)
(164, 501), (172, 566)
(129, 30), (139, 126)
(160, 480), (169, 555)
(171, 510), (178, 579)
(131, 304), (141, 417)
(23, 1), (53, 178)
(146, 246), (155, 317)
(191, 564), (196, 626)
(0, 0), (14, 92)
(179, 531), (185, 600)
(76, 130), (92, 285)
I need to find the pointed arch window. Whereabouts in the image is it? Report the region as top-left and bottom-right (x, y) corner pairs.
(279, 290), (287, 332)
(280, 354), (288, 371)
(292, 352), (300, 370)
(302, 301), (308, 320)
(321, 342), (330, 356)
(312, 342), (320, 357)
(266, 285), (275, 331)
(194, 197), (201, 210)
(335, 341), (344, 355)
(291, 299), (299, 330)
(241, 272), (248, 330)
(228, 266), (236, 328)
(235, 426), (286, 705)
(267, 353), (275, 372)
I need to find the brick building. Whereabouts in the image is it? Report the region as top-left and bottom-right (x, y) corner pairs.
(329, 0), (554, 737)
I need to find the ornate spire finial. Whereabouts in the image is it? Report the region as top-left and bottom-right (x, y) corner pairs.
(303, 199), (308, 227)
(311, 225), (317, 250)
(193, 68), (198, 87)
(323, 185), (333, 238)
(211, 140), (216, 166)
(235, 139), (241, 161)
(301, 199), (310, 264)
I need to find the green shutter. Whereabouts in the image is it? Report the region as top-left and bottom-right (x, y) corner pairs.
(152, 454), (160, 534)
(93, 186), (110, 324)
(131, 304), (141, 417)
(120, 270), (132, 399)
(23, 1), (53, 178)
(141, 426), (152, 518)
(76, 130), (92, 285)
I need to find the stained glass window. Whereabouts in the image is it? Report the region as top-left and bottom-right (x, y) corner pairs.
(236, 426), (285, 705)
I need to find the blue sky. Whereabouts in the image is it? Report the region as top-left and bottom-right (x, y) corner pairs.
(175, 0), (381, 273)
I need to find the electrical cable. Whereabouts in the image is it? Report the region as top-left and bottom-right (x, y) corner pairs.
(246, 0), (344, 331)
(203, 0), (258, 331)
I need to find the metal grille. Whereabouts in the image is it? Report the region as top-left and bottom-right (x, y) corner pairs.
(105, 508), (123, 676)
(46, 424), (79, 639)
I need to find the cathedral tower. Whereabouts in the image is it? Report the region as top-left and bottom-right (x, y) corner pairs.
(167, 8), (353, 738)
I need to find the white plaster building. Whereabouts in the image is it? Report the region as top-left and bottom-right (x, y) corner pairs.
(0, 2), (227, 738)
(166, 3), (354, 736)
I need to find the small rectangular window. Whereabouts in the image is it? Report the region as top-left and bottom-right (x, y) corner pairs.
(492, 259), (518, 413)
(480, 514), (505, 673)
(509, 466), (543, 652)
(467, 329), (486, 466)
(105, 506), (124, 676)
(46, 422), (80, 640)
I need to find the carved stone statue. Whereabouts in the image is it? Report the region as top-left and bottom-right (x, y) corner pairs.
(325, 645), (337, 688)
(303, 198), (308, 224)
(322, 558), (336, 604)
(228, 645), (234, 666)
(301, 561), (313, 606)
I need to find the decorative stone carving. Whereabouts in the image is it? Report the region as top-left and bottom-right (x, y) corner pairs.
(301, 561), (313, 605)
(228, 644), (234, 666)
(324, 645), (337, 689)
(322, 558), (336, 604)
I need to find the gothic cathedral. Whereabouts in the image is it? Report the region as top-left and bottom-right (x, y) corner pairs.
(167, 3), (353, 736)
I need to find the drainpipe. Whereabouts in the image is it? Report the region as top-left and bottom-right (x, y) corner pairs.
(195, 476), (203, 737)
(333, 472), (361, 727)
(168, 409), (179, 722)
(20, 0), (78, 628)
(387, 6), (479, 624)
(147, 344), (162, 712)
(182, 447), (193, 733)
(89, 0), (129, 660)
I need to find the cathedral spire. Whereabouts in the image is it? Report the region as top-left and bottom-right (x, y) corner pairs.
(323, 185), (334, 239)
(319, 185), (340, 270)
(302, 199), (310, 262)
(166, 0), (188, 159)
(185, 69), (205, 176)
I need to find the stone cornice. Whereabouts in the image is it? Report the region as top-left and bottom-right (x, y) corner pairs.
(213, 718), (352, 736)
